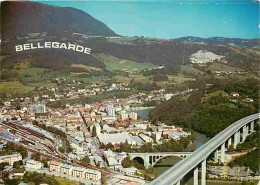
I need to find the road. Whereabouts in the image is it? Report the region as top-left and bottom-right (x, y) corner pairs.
(149, 113), (259, 185)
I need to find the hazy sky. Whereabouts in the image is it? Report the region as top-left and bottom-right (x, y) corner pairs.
(38, 0), (259, 39)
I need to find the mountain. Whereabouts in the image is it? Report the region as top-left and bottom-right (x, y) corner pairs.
(173, 36), (259, 48)
(1, 1), (117, 39)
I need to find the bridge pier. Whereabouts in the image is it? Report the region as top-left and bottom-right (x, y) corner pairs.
(234, 132), (238, 148)
(242, 125), (247, 142)
(144, 155), (150, 169)
(221, 143), (225, 163)
(193, 166), (198, 185)
(214, 150), (218, 163)
(201, 159), (206, 185)
(250, 121), (254, 133)
(237, 130), (241, 143)
(227, 138), (232, 148)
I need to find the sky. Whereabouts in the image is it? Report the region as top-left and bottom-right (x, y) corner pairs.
(37, 0), (259, 39)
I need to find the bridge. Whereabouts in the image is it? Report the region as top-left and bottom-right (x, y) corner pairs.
(128, 152), (192, 169)
(149, 113), (259, 185)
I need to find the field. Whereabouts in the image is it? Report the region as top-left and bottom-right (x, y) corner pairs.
(207, 63), (243, 72)
(180, 64), (203, 75)
(27, 82), (57, 88)
(17, 67), (49, 76)
(93, 53), (158, 71)
(71, 64), (101, 71)
(0, 81), (35, 98)
(54, 176), (82, 185)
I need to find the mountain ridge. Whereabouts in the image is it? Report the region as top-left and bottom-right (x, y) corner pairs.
(173, 36), (259, 48)
(1, 1), (117, 39)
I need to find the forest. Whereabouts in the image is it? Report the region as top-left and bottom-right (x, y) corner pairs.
(149, 78), (259, 138)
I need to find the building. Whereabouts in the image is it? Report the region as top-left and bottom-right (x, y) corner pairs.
(11, 168), (26, 177)
(26, 159), (43, 169)
(98, 132), (136, 145)
(48, 160), (101, 181)
(72, 167), (86, 178)
(93, 122), (101, 136)
(164, 93), (174, 101)
(120, 113), (128, 120)
(49, 160), (61, 172)
(30, 103), (46, 113)
(106, 104), (116, 117)
(129, 112), (138, 120)
(60, 163), (73, 176)
(85, 169), (101, 181)
(151, 132), (162, 142)
(0, 153), (22, 165)
(230, 92), (239, 98)
(139, 134), (154, 143)
(120, 167), (138, 176)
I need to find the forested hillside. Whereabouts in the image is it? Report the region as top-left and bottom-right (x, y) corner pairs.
(149, 78), (259, 137)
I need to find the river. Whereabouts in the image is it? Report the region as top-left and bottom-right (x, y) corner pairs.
(133, 107), (242, 185)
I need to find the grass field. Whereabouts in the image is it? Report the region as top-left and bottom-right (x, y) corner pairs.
(27, 82), (56, 88)
(17, 67), (49, 76)
(54, 176), (82, 185)
(71, 64), (101, 71)
(76, 76), (110, 83)
(0, 81), (35, 98)
(207, 63), (243, 72)
(93, 53), (158, 71)
(180, 64), (203, 75)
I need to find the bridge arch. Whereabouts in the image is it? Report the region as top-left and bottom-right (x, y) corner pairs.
(131, 156), (145, 165)
(151, 155), (185, 167)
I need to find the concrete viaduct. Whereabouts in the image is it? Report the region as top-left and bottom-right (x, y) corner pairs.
(149, 113), (259, 185)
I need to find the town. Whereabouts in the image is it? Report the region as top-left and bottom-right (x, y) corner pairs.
(0, 81), (192, 185)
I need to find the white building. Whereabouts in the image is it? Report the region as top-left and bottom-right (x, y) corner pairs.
(139, 134), (154, 143)
(30, 103), (46, 113)
(26, 159), (43, 169)
(106, 104), (116, 117)
(98, 132), (136, 145)
(120, 113), (128, 120)
(0, 153), (22, 165)
(129, 112), (138, 120)
(93, 122), (101, 135)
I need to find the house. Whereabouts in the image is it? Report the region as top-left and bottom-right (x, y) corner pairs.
(26, 159), (43, 169)
(230, 92), (239, 98)
(120, 167), (138, 176)
(243, 98), (254, 103)
(11, 168), (26, 177)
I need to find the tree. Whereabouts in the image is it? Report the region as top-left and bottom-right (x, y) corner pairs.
(81, 155), (90, 164)
(121, 156), (132, 168)
(13, 161), (22, 169)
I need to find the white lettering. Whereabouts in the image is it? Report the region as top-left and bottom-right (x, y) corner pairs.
(30, 43), (37, 49)
(14, 42), (91, 54)
(84, 47), (91, 54)
(37, 42), (44, 49)
(68, 44), (76, 50)
(45, 42), (51, 48)
(52, 42), (60, 48)
(24, 44), (30, 50)
(15, 45), (23, 52)
(76, 45), (84, 52)
(59, 43), (67, 49)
